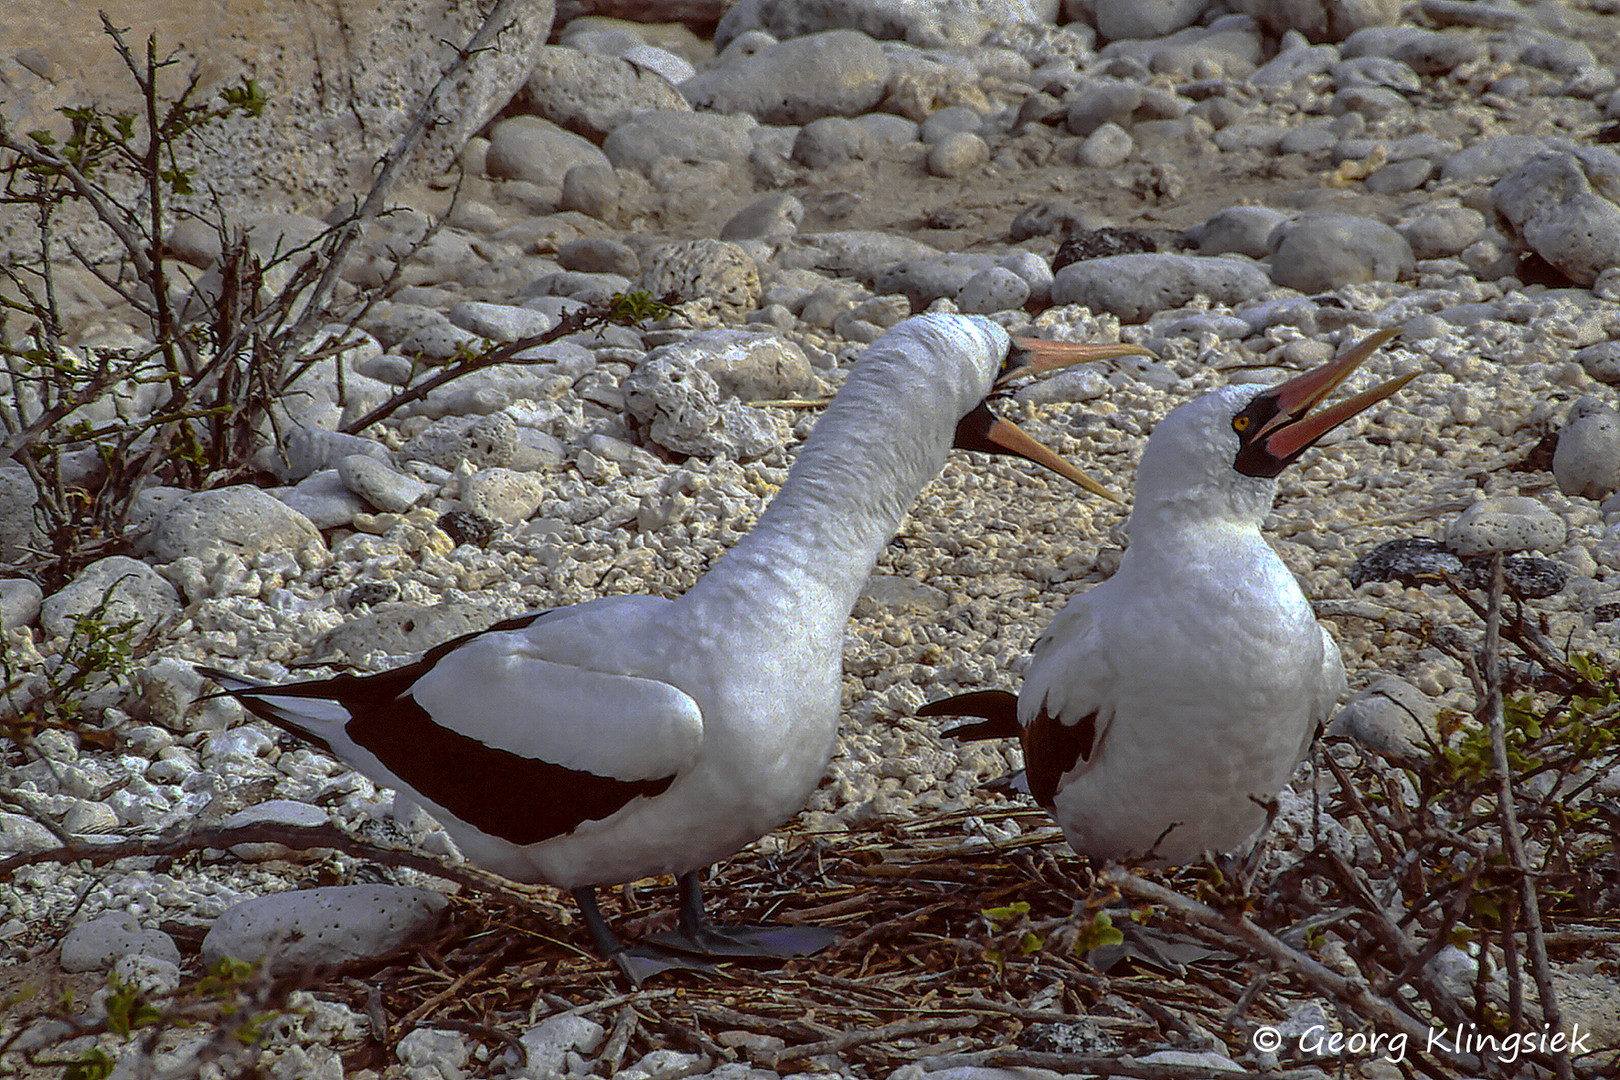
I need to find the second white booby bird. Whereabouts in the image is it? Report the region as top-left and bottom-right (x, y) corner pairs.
(920, 329), (1415, 864)
(201, 313), (1149, 978)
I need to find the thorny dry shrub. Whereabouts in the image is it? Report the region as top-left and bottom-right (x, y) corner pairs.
(0, 19), (388, 596)
(0, 15), (559, 594)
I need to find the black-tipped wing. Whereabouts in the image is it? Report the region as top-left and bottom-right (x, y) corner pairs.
(198, 605), (704, 847)
(1021, 706), (1097, 809)
(345, 693), (675, 846)
(918, 689), (1097, 810)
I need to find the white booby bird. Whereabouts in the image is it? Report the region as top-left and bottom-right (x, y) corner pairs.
(920, 329), (1415, 864)
(201, 314), (1150, 977)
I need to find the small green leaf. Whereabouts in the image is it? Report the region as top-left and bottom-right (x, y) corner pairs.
(63, 1047), (116, 1080)
(1073, 910), (1125, 952)
(980, 901), (1031, 928)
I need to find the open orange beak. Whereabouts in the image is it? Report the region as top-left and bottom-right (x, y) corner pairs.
(1234, 328), (1417, 478)
(956, 337), (1155, 502)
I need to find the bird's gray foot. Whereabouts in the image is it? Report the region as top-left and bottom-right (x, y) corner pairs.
(612, 944), (718, 984)
(642, 869), (837, 960)
(643, 921), (838, 959)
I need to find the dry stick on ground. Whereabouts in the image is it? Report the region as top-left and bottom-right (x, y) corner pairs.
(1377, 857), (1483, 1003)
(1317, 746), (1403, 868)
(763, 1015), (983, 1069)
(1317, 850), (1471, 1029)
(596, 1004), (639, 1076)
(933, 1048), (1332, 1080)
(1479, 553), (1571, 1080)
(0, 820), (567, 918)
(1098, 867), (1483, 1076)
(1442, 574), (1595, 694)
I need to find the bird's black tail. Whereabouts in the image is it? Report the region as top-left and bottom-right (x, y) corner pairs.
(917, 688), (1021, 740)
(194, 664), (351, 753)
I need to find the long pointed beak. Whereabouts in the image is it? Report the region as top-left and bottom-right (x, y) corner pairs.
(955, 403), (1120, 501)
(955, 334), (1154, 503)
(999, 337), (1155, 387)
(1246, 328), (1417, 468)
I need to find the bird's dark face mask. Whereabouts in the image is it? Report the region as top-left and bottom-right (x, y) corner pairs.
(1232, 328), (1416, 479)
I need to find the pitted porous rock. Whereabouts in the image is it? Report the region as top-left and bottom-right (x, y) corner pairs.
(446, 300), (557, 344)
(338, 455), (434, 514)
(0, 468), (43, 565)
(1575, 342), (1620, 385)
(623, 352), (788, 459)
(957, 266), (1031, 314)
(465, 467), (549, 523)
(644, 329), (818, 402)
(310, 602), (512, 662)
(1445, 496), (1568, 557)
(200, 885), (448, 974)
(638, 239), (762, 324)
(716, 0), (1052, 49)
(720, 193), (806, 244)
(0, 577), (43, 630)
(1052, 253), (1271, 323)
(221, 800), (333, 862)
(39, 555), (181, 641)
(147, 487), (325, 564)
(400, 413), (520, 471)
(516, 46), (691, 143)
(1493, 151), (1620, 288)
(1241, 0), (1402, 43)
(1329, 676), (1439, 761)
(264, 425), (391, 484)
(1268, 211), (1416, 293)
(399, 1029), (478, 1080)
(681, 30), (890, 124)
(60, 911), (183, 973)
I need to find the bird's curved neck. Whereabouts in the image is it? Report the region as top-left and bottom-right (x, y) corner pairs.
(1126, 481), (1271, 553)
(687, 374), (953, 638)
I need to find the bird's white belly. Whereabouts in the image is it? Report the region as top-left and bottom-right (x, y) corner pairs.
(1053, 580), (1325, 863)
(1052, 685), (1312, 862)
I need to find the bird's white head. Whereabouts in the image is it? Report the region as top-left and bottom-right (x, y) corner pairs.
(855, 314), (1012, 418)
(838, 314), (1150, 499)
(1132, 329), (1415, 529)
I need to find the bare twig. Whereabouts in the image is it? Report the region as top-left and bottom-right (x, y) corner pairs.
(931, 1048), (1330, 1079)
(289, 0), (530, 339)
(0, 820), (566, 917)
(340, 309), (590, 434)
(765, 1015), (982, 1068)
(1481, 553), (1570, 1080)
(1099, 867), (1483, 1074)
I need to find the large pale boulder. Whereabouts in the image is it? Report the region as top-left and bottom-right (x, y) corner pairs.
(0, 0), (555, 228)
(716, 0), (1060, 49)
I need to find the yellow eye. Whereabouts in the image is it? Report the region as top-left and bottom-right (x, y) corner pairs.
(1232, 415), (1251, 433)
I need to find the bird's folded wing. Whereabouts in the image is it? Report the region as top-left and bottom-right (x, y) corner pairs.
(403, 626), (705, 784)
(1019, 594), (1116, 778)
(336, 632), (707, 847)
(1022, 596), (1109, 718)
